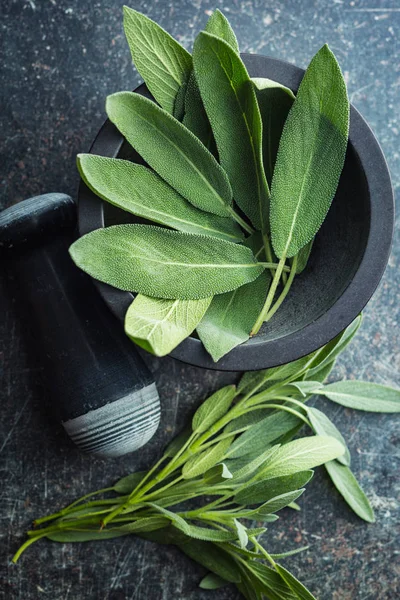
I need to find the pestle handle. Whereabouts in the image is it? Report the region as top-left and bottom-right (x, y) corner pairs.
(0, 193), (160, 457)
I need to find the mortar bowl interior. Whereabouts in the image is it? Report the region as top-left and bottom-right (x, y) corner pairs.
(78, 54), (394, 371)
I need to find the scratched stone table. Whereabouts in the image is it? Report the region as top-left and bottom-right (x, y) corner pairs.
(1, 0), (399, 598)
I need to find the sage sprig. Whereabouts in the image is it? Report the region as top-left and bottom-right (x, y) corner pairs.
(13, 319), (399, 599)
(71, 7), (351, 361)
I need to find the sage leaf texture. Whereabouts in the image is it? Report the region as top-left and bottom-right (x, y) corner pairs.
(252, 77), (295, 186)
(270, 44), (349, 258)
(259, 436), (345, 479)
(199, 573), (230, 590)
(307, 406), (350, 466)
(256, 489), (306, 514)
(47, 529), (128, 543)
(203, 462), (233, 484)
(317, 381), (400, 412)
(192, 385), (236, 433)
(197, 233), (271, 361)
(69, 225), (265, 300)
(193, 32), (270, 230)
(113, 471), (146, 494)
(205, 9), (239, 52)
(275, 564), (317, 600)
(77, 155), (242, 242)
(295, 239), (314, 274)
(235, 470), (313, 504)
(106, 92), (234, 218)
(123, 7), (192, 114)
(325, 460), (375, 523)
(125, 295), (211, 356)
(182, 436), (234, 478)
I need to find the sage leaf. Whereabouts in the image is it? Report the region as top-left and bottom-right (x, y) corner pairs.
(106, 92), (234, 218)
(203, 462), (233, 484)
(238, 354), (315, 396)
(176, 523), (239, 542)
(307, 407), (350, 466)
(252, 77), (295, 186)
(125, 295), (211, 356)
(199, 573), (230, 590)
(249, 563), (297, 600)
(259, 436), (345, 479)
(70, 225), (265, 300)
(230, 446), (281, 482)
(307, 314), (362, 377)
(113, 471), (147, 494)
(270, 44), (349, 258)
(182, 72), (216, 150)
(317, 381), (400, 412)
(47, 529), (128, 542)
(234, 519), (249, 549)
(178, 539), (241, 583)
(182, 436), (234, 478)
(205, 9), (239, 52)
(256, 489), (306, 515)
(164, 427), (191, 457)
(235, 470), (313, 504)
(197, 233), (271, 361)
(123, 7), (192, 114)
(193, 32), (270, 230)
(324, 460), (375, 523)
(305, 359), (335, 384)
(77, 155), (242, 242)
(227, 411), (301, 458)
(275, 564), (317, 600)
(269, 547), (309, 560)
(119, 516), (171, 533)
(192, 385), (236, 433)
(295, 239), (314, 274)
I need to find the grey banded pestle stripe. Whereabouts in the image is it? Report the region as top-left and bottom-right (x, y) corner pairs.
(62, 382), (160, 457)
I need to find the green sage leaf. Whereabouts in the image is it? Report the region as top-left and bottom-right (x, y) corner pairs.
(295, 240), (314, 274)
(123, 7), (192, 114)
(325, 460), (375, 523)
(193, 32), (269, 230)
(275, 564), (317, 600)
(192, 385), (236, 433)
(182, 436), (234, 478)
(235, 470), (313, 504)
(199, 572), (230, 590)
(77, 155), (242, 242)
(178, 539), (241, 583)
(197, 233), (271, 361)
(259, 436), (345, 479)
(317, 381), (400, 412)
(47, 528), (128, 542)
(270, 44), (349, 258)
(106, 92), (234, 218)
(125, 295), (211, 356)
(164, 427), (191, 457)
(205, 9), (239, 52)
(256, 489), (305, 515)
(113, 471), (147, 494)
(182, 72), (216, 150)
(234, 519), (249, 549)
(307, 406), (350, 466)
(230, 446), (281, 482)
(70, 225), (265, 300)
(203, 462), (233, 484)
(269, 546), (309, 560)
(119, 516), (171, 533)
(252, 77), (295, 186)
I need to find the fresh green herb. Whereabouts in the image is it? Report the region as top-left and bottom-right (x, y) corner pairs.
(13, 319), (399, 600)
(71, 7), (351, 361)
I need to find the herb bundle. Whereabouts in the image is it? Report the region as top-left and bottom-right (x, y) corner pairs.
(13, 318), (400, 599)
(70, 7), (350, 361)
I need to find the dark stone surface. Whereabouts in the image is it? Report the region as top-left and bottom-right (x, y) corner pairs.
(0, 1), (399, 599)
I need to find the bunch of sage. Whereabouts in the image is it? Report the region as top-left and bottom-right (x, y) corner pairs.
(70, 7), (350, 361)
(13, 318), (400, 599)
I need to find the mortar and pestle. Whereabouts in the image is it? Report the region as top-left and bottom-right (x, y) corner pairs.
(0, 55), (393, 458)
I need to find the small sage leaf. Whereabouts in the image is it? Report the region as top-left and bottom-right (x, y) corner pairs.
(197, 233), (271, 361)
(163, 427), (191, 457)
(295, 239), (314, 274)
(178, 539), (241, 583)
(119, 516), (170, 533)
(259, 436), (345, 480)
(77, 155), (243, 243)
(193, 32), (270, 231)
(70, 225), (265, 300)
(205, 9), (239, 52)
(125, 295), (211, 357)
(203, 462), (233, 484)
(252, 77), (295, 186)
(269, 546), (310, 560)
(235, 470), (313, 505)
(270, 44), (349, 258)
(182, 72), (216, 151)
(316, 381), (400, 413)
(192, 385), (236, 433)
(234, 519), (249, 549)
(307, 406), (350, 466)
(199, 572), (230, 590)
(324, 460), (375, 523)
(106, 92), (234, 218)
(255, 489), (305, 515)
(47, 529), (128, 543)
(182, 436), (234, 479)
(275, 564), (317, 600)
(230, 446), (281, 482)
(113, 471), (147, 494)
(123, 7), (192, 114)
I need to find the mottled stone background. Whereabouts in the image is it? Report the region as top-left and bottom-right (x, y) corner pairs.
(0, 0), (399, 598)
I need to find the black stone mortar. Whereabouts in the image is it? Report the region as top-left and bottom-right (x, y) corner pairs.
(78, 54), (394, 372)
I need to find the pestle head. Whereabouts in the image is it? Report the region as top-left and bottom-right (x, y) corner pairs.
(0, 193), (76, 253)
